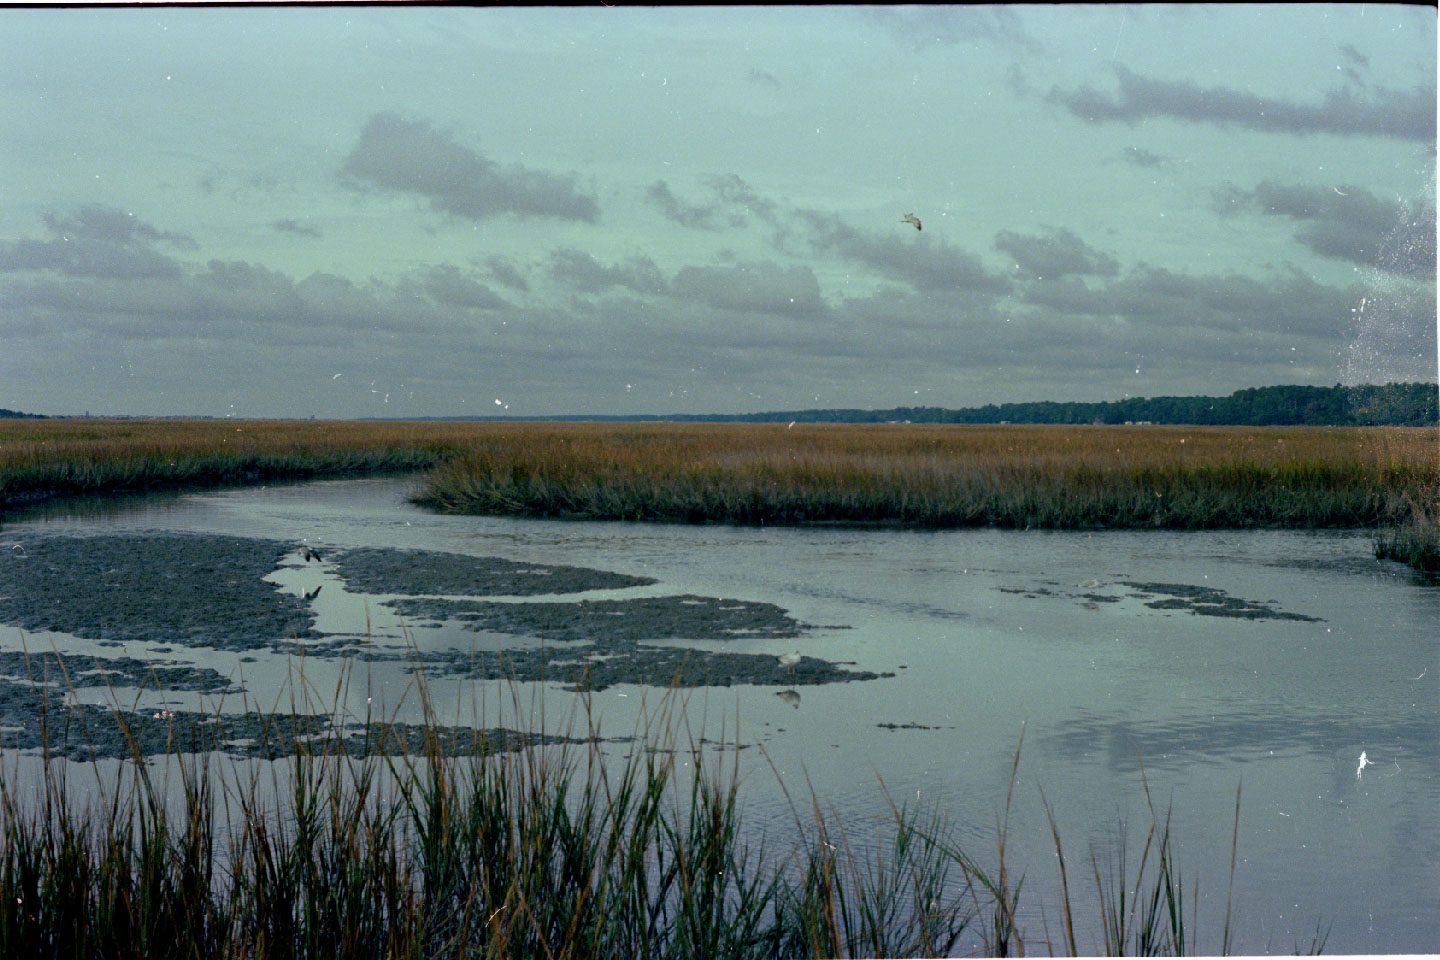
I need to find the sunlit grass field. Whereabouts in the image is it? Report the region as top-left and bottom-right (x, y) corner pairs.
(2, 418), (1435, 567)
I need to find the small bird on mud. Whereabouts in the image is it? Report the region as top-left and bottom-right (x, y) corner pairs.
(776, 689), (801, 709)
(900, 213), (922, 231)
(303, 585), (323, 600)
(299, 545), (323, 563)
(777, 651), (801, 675)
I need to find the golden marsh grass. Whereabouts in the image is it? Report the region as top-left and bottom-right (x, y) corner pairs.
(413, 422), (1438, 530)
(0, 418), (481, 507)
(2, 418), (1435, 556)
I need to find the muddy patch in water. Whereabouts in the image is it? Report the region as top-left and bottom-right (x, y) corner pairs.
(0, 533), (317, 649)
(1119, 581), (1322, 621)
(0, 650), (236, 694)
(382, 594), (882, 691)
(0, 531), (881, 754)
(387, 594), (808, 642)
(420, 646), (879, 692)
(0, 678), (572, 762)
(998, 576), (1321, 622)
(334, 546), (657, 596)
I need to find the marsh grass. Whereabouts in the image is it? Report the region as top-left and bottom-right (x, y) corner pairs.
(1374, 491), (1440, 574)
(0, 418), (474, 509)
(7, 419), (1434, 574)
(6, 419), (1431, 533)
(413, 422), (1436, 532)
(0, 656), (1281, 959)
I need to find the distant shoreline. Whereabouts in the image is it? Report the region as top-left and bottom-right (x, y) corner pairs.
(5, 382), (1436, 428)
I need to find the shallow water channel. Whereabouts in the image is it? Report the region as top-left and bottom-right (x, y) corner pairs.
(1, 476), (1436, 954)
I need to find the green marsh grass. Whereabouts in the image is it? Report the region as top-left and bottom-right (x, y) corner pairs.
(0, 659), (1275, 958)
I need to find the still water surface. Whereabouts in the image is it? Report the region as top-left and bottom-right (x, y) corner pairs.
(3, 477), (1436, 954)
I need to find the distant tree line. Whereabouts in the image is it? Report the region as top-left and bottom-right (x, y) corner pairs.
(10, 382), (1437, 426)
(0, 407), (47, 419)
(654, 382), (1438, 427)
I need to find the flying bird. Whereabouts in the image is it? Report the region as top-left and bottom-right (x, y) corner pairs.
(299, 546), (323, 563)
(900, 213), (922, 231)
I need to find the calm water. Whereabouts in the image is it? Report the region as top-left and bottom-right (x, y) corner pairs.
(3, 476), (1436, 954)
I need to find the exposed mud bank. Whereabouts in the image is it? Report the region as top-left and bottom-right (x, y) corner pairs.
(0, 532), (879, 755)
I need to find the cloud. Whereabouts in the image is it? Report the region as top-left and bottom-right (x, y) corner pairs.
(1019, 263), (1361, 339)
(647, 174), (778, 231)
(0, 237), (184, 280)
(341, 112), (599, 222)
(420, 264), (509, 310)
(994, 227), (1119, 278)
(798, 209), (1011, 296)
(42, 205), (196, 249)
(746, 67), (780, 88)
(0, 205), (196, 280)
(1120, 146), (1166, 168)
(646, 180), (726, 230)
(1047, 65), (1436, 142)
(548, 249), (666, 295)
(670, 260), (825, 318)
(1338, 43), (1369, 69)
(484, 255), (529, 292)
(709, 174), (778, 224)
(272, 218), (323, 239)
(1216, 181), (1436, 280)
(867, 6), (1036, 52)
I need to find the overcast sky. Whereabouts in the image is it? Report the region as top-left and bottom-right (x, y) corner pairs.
(1, 5), (1434, 418)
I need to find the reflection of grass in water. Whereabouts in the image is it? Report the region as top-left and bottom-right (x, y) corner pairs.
(0, 660), (1325, 957)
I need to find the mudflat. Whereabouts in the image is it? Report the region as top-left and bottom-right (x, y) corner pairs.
(0, 532), (880, 758)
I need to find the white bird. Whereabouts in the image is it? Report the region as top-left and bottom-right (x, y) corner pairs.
(1356, 750), (1372, 780)
(900, 213), (922, 231)
(778, 651), (801, 674)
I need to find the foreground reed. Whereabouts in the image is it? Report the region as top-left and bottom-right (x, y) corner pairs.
(0, 682), (1278, 958)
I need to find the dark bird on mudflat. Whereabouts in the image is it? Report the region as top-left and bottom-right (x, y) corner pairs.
(900, 213), (922, 231)
(303, 585), (323, 600)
